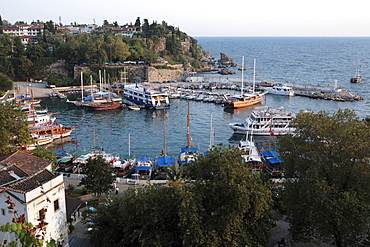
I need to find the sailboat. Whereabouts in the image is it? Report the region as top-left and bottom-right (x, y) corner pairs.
(85, 74), (122, 110)
(154, 109), (175, 174)
(350, 59), (362, 83)
(223, 57), (266, 108)
(178, 102), (199, 165)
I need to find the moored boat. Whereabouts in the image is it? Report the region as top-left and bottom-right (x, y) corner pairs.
(263, 83), (294, 96)
(238, 136), (263, 174)
(135, 156), (153, 180)
(229, 106), (295, 135)
(260, 151), (284, 177)
(122, 83), (170, 109)
(223, 58), (266, 108)
(178, 102), (199, 165)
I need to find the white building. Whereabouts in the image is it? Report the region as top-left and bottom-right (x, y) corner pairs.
(0, 151), (69, 246)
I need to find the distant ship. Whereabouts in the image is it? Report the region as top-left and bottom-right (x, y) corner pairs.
(350, 60), (362, 83)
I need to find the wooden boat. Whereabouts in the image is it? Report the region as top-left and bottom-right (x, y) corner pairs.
(178, 102), (199, 165)
(85, 102), (122, 110)
(260, 151), (284, 177)
(155, 109), (175, 174)
(238, 135), (263, 174)
(223, 58), (265, 108)
(29, 123), (79, 139)
(350, 59), (362, 83)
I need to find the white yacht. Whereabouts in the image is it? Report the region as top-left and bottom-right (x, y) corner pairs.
(229, 106), (296, 135)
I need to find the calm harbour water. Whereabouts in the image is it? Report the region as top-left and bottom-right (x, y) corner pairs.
(43, 37), (370, 159)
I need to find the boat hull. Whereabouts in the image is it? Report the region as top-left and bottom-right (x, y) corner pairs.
(224, 95), (264, 108)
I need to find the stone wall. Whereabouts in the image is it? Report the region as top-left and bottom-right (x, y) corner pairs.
(73, 65), (185, 83)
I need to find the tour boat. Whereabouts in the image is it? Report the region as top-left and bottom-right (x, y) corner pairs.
(223, 58), (265, 108)
(122, 83), (170, 109)
(229, 106), (295, 135)
(29, 123), (79, 139)
(260, 151), (284, 177)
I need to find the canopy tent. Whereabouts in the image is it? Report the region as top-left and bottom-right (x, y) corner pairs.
(156, 155), (175, 167)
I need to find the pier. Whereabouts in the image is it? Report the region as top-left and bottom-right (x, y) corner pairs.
(185, 76), (363, 101)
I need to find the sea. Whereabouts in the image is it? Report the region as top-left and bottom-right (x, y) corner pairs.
(42, 37), (370, 160)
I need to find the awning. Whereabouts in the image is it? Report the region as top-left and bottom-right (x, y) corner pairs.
(57, 158), (71, 163)
(156, 155), (175, 167)
(71, 150), (90, 156)
(135, 166), (151, 171)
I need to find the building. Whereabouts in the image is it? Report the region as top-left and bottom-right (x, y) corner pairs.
(0, 151), (69, 246)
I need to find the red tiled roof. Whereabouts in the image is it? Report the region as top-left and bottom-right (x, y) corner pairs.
(0, 151), (51, 175)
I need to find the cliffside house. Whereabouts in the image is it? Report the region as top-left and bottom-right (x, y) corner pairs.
(0, 151), (69, 246)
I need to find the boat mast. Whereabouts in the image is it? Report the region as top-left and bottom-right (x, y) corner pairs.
(241, 56), (244, 95)
(90, 75), (94, 103)
(253, 58), (256, 94)
(163, 109), (167, 156)
(209, 112), (214, 150)
(81, 72), (84, 103)
(187, 101), (191, 148)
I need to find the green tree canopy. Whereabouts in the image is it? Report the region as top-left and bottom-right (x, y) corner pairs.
(0, 102), (32, 155)
(279, 109), (370, 246)
(19, 56), (33, 81)
(0, 72), (13, 91)
(79, 155), (115, 201)
(90, 145), (273, 247)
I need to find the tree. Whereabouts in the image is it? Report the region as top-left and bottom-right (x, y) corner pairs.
(19, 56), (33, 81)
(0, 15), (3, 34)
(0, 35), (12, 57)
(184, 145), (273, 246)
(0, 58), (15, 78)
(0, 102), (32, 155)
(134, 17), (141, 26)
(79, 155), (115, 201)
(0, 72), (13, 92)
(90, 145), (273, 247)
(26, 43), (45, 61)
(279, 109), (370, 247)
(12, 36), (25, 57)
(112, 39), (130, 62)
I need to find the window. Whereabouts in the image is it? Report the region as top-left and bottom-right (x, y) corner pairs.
(54, 199), (59, 212)
(1, 208), (5, 215)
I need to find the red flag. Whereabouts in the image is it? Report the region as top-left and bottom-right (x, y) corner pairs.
(269, 130), (275, 136)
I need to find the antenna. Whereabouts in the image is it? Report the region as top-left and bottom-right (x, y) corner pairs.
(93, 18), (96, 25)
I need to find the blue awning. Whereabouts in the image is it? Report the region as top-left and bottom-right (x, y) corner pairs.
(267, 157), (284, 164)
(135, 166), (151, 171)
(261, 151), (279, 158)
(156, 155), (175, 167)
(138, 156), (151, 162)
(180, 147), (198, 153)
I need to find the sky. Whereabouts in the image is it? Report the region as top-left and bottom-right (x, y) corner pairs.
(2, 0), (370, 37)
